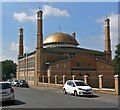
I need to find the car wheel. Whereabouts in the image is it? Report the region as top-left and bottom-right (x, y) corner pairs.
(63, 89), (67, 94)
(74, 91), (78, 96)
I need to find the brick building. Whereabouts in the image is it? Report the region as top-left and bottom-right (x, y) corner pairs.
(16, 10), (114, 87)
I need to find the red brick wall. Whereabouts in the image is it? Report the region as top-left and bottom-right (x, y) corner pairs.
(50, 59), (71, 76)
(71, 54), (96, 68)
(96, 60), (114, 88)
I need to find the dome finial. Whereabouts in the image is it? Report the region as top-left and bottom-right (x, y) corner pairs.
(39, 6), (41, 11)
(59, 27), (61, 32)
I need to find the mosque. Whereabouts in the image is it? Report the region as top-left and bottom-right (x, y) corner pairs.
(16, 10), (114, 87)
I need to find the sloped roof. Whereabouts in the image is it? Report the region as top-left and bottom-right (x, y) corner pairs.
(44, 47), (105, 55)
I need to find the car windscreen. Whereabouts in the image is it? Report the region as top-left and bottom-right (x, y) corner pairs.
(20, 80), (26, 82)
(75, 82), (88, 86)
(0, 83), (11, 89)
(8, 79), (12, 82)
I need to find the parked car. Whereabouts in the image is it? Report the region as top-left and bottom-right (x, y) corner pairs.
(6, 79), (13, 85)
(63, 80), (93, 96)
(0, 82), (15, 104)
(11, 79), (19, 87)
(16, 80), (29, 88)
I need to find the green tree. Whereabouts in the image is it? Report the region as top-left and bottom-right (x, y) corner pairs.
(0, 60), (17, 80)
(114, 44), (120, 75)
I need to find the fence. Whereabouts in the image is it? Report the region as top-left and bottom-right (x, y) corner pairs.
(37, 74), (119, 95)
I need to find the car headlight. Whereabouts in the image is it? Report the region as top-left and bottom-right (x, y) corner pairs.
(78, 88), (83, 90)
(90, 88), (92, 91)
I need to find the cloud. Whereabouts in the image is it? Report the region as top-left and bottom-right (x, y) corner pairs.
(10, 42), (31, 53)
(10, 42), (18, 52)
(13, 5), (69, 23)
(0, 42), (33, 62)
(43, 5), (69, 17)
(87, 13), (118, 58)
(13, 12), (36, 23)
(79, 35), (104, 51)
(1, 55), (18, 63)
(109, 14), (119, 52)
(94, 13), (118, 58)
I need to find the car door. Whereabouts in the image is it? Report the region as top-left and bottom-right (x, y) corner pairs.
(69, 82), (75, 94)
(1, 83), (11, 100)
(65, 81), (71, 93)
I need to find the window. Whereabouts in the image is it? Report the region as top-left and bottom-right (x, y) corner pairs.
(67, 81), (72, 85)
(71, 82), (75, 87)
(102, 65), (104, 69)
(88, 63), (90, 67)
(75, 82), (88, 86)
(77, 63), (80, 67)
(1, 83), (11, 89)
(57, 64), (59, 68)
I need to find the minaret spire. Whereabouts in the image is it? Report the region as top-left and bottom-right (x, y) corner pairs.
(104, 18), (111, 61)
(18, 27), (24, 57)
(37, 9), (43, 48)
(35, 9), (45, 86)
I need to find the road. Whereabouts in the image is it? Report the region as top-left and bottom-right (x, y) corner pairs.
(1, 86), (118, 109)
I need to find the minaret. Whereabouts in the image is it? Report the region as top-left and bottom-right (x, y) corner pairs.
(72, 32), (76, 38)
(37, 10), (43, 48)
(104, 18), (111, 61)
(18, 27), (24, 58)
(17, 27), (24, 80)
(35, 9), (45, 85)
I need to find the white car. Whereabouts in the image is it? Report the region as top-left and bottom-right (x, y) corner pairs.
(11, 79), (19, 86)
(0, 82), (15, 104)
(6, 79), (13, 85)
(63, 80), (93, 96)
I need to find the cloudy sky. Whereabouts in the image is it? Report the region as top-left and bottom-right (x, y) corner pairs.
(1, 2), (119, 63)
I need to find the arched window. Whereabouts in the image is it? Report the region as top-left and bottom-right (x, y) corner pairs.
(86, 73), (89, 76)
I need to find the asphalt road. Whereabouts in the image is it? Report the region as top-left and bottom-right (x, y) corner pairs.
(1, 86), (118, 109)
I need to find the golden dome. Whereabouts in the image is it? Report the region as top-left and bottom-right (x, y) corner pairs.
(43, 32), (79, 47)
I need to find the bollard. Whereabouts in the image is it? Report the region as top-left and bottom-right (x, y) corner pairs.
(72, 75), (76, 80)
(55, 75), (58, 85)
(63, 75), (66, 85)
(98, 75), (103, 92)
(84, 75), (88, 84)
(114, 75), (119, 95)
(42, 75), (45, 83)
(48, 75), (51, 84)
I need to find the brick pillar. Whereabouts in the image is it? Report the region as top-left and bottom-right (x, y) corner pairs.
(48, 75), (50, 84)
(114, 75), (119, 95)
(42, 75), (45, 83)
(63, 75), (66, 85)
(98, 75), (103, 91)
(47, 69), (51, 77)
(84, 75), (88, 84)
(55, 75), (58, 85)
(25, 54), (28, 82)
(72, 75), (76, 80)
(16, 63), (19, 80)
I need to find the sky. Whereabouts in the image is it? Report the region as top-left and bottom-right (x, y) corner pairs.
(0, 1), (119, 63)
